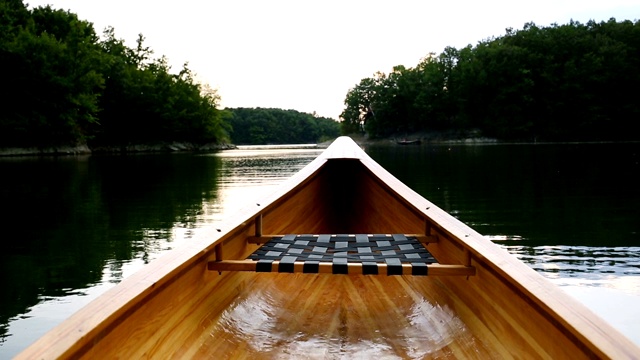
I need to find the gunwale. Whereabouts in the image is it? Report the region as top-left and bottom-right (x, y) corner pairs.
(16, 137), (640, 359)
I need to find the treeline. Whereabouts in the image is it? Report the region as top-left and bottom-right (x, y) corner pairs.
(227, 108), (340, 144)
(341, 19), (640, 141)
(1, 0), (229, 149)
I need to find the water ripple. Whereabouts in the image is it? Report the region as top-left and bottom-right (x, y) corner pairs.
(501, 245), (640, 280)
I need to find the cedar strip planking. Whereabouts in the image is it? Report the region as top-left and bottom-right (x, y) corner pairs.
(189, 274), (501, 358)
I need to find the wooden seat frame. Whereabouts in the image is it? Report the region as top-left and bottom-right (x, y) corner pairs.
(208, 233), (475, 276)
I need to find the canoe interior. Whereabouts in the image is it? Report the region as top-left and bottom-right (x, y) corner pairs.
(181, 273), (499, 359)
(17, 137), (640, 359)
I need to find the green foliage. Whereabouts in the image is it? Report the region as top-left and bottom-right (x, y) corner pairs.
(0, 1), (229, 149)
(1, 4), (104, 147)
(226, 108), (339, 144)
(341, 19), (640, 141)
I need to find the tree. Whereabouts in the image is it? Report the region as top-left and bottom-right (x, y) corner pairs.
(340, 19), (640, 141)
(1, 4), (103, 147)
(227, 108), (339, 144)
(92, 29), (229, 146)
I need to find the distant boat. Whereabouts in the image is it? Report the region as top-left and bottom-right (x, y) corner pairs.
(396, 139), (421, 145)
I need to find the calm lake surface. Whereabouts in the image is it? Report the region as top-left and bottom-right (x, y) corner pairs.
(1, 141), (639, 357)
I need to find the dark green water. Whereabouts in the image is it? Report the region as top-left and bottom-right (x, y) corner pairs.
(1, 142), (639, 357)
(366, 143), (640, 247)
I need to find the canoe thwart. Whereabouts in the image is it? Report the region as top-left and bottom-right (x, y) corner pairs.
(207, 259), (475, 276)
(211, 234), (472, 276)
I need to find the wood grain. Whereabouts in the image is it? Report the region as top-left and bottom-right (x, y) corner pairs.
(189, 274), (501, 359)
(208, 259), (476, 276)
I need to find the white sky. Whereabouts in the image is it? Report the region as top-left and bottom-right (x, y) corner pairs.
(26, 0), (640, 120)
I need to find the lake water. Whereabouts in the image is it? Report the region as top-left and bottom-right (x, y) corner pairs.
(1, 141), (639, 357)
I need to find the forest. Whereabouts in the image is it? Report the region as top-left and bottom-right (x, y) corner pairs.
(4, 0), (639, 148)
(226, 108), (340, 145)
(0, 1), (339, 151)
(341, 19), (640, 141)
(1, 0), (230, 150)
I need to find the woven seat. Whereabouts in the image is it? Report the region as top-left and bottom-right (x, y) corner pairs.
(248, 234), (435, 275)
(208, 234), (475, 276)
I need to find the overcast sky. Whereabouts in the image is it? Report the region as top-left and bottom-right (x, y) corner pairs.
(26, 0), (640, 119)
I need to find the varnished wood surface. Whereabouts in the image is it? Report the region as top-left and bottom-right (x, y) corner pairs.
(207, 259), (476, 276)
(188, 273), (500, 359)
(17, 137), (640, 359)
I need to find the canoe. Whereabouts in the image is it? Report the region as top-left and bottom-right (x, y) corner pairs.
(17, 137), (640, 359)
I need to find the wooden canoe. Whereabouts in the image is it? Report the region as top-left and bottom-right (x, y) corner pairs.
(17, 137), (640, 359)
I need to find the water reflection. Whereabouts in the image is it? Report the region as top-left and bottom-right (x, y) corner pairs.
(503, 245), (640, 281)
(0, 149), (320, 357)
(367, 142), (640, 247)
(0, 154), (223, 354)
(206, 148), (322, 220)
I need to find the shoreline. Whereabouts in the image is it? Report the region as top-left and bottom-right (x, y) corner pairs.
(0, 142), (236, 157)
(5, 135), (638, 156)
(344, 132), (499, 146)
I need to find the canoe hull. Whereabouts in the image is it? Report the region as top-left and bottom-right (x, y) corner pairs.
(17, 137), (640, 359)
